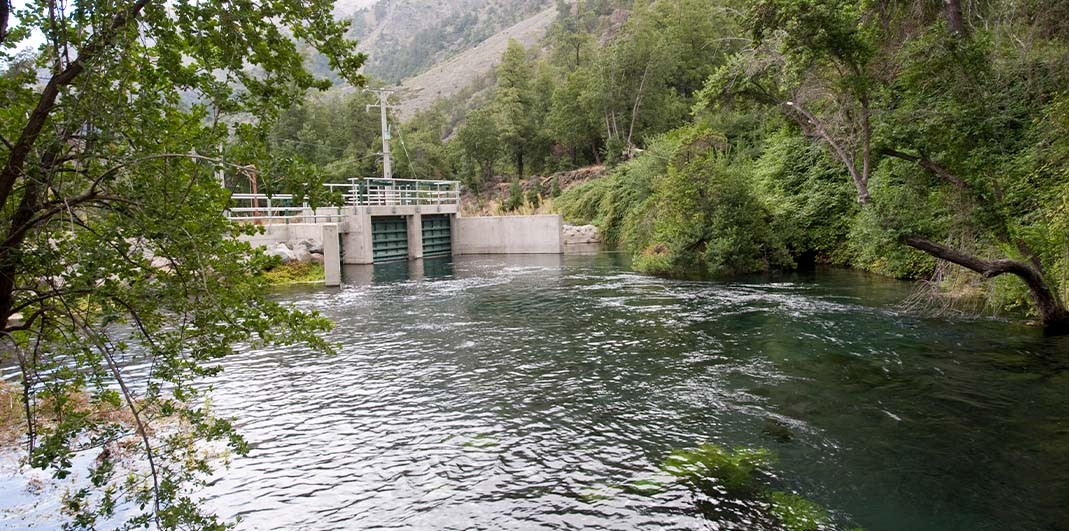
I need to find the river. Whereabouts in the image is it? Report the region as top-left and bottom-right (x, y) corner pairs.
(6, 252), (1069, 530)
(187, 252), (1067, 530)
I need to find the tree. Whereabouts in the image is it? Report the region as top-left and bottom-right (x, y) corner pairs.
(548, 68), (603, 166)
(392, 107), (454, 181)
(493, 40), (534, 178)
(0, 0), (364, 527)
(457, 107), (501, 193)
(705, 0), (1069, 332)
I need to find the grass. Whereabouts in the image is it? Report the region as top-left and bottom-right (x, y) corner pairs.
(261, 262), (326, 285)
(0, 381), (141, 452)
(1, 381), (23, 447)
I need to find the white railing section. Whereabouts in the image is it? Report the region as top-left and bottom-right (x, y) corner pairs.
(226, 178), (461, 224)
(326, 178), (461, 207)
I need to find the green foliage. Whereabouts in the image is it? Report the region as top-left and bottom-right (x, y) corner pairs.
(393, 107), (456, 181)
(755, 130), (858, 264)
(261, 263), (327, 285)
(556, 132), (676, 248)
(639, 128), (792, 277)
(493, 40), (536, 177)
(504, 179), (525, 211)
(457, 107), (502, 192)
(0, 0), (359, 527)
(526, 177), (543, 208)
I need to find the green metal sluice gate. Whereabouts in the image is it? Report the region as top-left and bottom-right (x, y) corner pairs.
(421, 215), (452, 257)
(371, 216), (408, 263)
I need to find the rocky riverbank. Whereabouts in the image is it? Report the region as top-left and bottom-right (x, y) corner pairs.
(265, 239), (325, 266)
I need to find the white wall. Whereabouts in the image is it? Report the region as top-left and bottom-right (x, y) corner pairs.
(453, 215), (563, 255)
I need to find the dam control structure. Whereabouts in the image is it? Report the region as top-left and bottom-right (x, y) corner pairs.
(227, 177), (566, 287)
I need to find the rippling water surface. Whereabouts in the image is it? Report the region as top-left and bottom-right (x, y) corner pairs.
(64, 253), (1069, 530)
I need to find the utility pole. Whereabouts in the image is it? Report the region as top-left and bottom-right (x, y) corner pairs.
(366, 88), (399, 179)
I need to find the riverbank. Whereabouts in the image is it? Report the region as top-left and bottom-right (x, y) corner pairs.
(262, 262), (326, 285)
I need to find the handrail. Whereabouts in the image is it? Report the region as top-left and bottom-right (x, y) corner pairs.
(324, 177), (461, 207)
(225, 178), (462, 224)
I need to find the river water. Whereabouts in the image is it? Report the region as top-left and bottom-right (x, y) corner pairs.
(180, 252), (1066, 531)
(5, 252), (1065, 530)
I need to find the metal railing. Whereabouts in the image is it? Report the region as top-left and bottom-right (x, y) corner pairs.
(227, 193), (302, 222)
(327, 178), (460, 207)
(226, 178), (461, 224)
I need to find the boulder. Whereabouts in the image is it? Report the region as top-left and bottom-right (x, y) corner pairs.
(294, 247), (312, 264)
(309, 253), (325, 265)
(562, 223), (601, 245)
(268, 242), (297, 265)
(150, 256), (172, 271)
(296, 238), (323, 255)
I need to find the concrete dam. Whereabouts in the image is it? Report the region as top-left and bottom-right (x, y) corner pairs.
(230, 178), (588, 286)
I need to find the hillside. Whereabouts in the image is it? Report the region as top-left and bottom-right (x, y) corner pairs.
(345, 0), (553, 85)
(397, 5), (557, 119)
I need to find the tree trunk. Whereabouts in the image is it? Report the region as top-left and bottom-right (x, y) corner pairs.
(0, 0), (9, 46)
(904, 236), (1069, 334)
(517, 147), (524, 179)
(946, 0), (966, 35)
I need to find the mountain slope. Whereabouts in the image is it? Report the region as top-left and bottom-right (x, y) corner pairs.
(347, 0), (553, 85)
(397, 5), (556, 119)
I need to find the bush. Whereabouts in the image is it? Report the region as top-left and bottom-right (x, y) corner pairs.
(526, 176), (542, 208)
(638, 127), (792, 276)
(755, 130), (858, 265)
(503, 178), (524, 211)
(549, 175), (561, 197)
(261, 262), (325, 285)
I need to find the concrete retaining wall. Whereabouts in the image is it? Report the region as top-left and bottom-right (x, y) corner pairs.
(453, 215), (563, 255)
(237, 223), (342, 286)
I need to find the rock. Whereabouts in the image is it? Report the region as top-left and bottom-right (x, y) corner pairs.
(149, 256), (172, 271)
(562, 223), (600, 245)
(294, 247), (312, 264)
(309, 253), (325, 265)
(296, 238), (323, 255)
(268, 242), (297, 264)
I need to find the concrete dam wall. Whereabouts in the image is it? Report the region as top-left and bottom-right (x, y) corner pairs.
(238, 208), (576, 286)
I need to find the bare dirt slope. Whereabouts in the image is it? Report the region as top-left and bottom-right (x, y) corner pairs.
(397, 5), (556, 119)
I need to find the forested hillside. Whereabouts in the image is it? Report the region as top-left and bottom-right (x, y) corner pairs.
(278, 0), (1069, 331)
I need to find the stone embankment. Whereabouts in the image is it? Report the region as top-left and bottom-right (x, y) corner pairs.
(562, 224), (600, 245)
(267, 239), (326, 265)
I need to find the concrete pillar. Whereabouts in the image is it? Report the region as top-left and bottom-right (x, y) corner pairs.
(322, 224), (341, 287)
(408, 258), (424, 280)
(407, 213), (423, 260)
(341, 208), (374, 265)
(449, 213), (459, 257)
